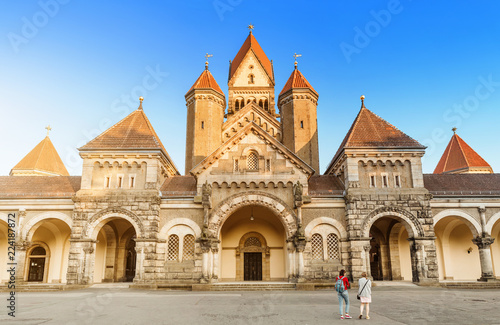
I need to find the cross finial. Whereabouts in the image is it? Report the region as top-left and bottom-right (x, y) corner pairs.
(293, 53), (302, 69)
(360, 95), (366, 108)
(248, 24), (254, 33)
(205, 53), (213, 70)
(45, 125), (52, 137)
(452, 127), (457, 134)
(138, 97), (144, 110)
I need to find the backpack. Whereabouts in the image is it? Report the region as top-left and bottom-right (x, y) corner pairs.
(335, 276), (345, 293)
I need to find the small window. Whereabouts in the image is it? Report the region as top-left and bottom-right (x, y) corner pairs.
(118, 176), (123, 188)
(167, 235), (179, 261)
(266, 159), (271, 172)
(300, 121), (304, 128)
(395, 175), (401, 188)
(130, 176), (135, 188)
(370, 175), (376, 188)
(248, 74), (255, 84)
(311, 234), (324, 260)
(327, 234), (340, 260)
(264, 99), (269, 111)
(234, 159), (239, 172)
(382, 175), (388, 188)
(201, 121), (204, 129)
(183, 235), (195, 261)
(105, 177), (110, 188)
(247, 152), (259, 170)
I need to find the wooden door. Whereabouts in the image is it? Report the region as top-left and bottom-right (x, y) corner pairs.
(28, 258), (45, 282)
(244, 252), (262, 281)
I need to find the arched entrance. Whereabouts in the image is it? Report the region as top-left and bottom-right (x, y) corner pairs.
(369, 218), (412, 281)
(434, 215), (481, 280)
(93, 218), (137, 283)
(220, 205), (286, 281)
(0, 217), (8, 283)
(25, 218), (71, 283)
(492, 218), (500, 278)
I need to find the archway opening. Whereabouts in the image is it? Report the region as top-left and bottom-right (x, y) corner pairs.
(220, 205), (286, 282)
(0, 220), (8, 283)
(94, 218), (137, 283)
(434, 216), (481, 280)
(492, 219), (500, 278)
(27, 218), (71, 283)
(369, 217), (412, 281)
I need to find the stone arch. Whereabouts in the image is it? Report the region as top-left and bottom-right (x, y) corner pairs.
(304, 217), (347, 240)
(84, 207), (144, 240)
(361, 207), (424, 238)
(21, 212), (73, 242)
(433, 209), (481, 237)
(209, 191), (297, 239)
(485, 211), (500, 235)
(159, 218), (202, 239)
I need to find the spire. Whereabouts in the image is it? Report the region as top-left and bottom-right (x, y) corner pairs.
(279, 66), (317, 97)
(229, 30), (273, 82)
(433, 129), (493, 174)
(360, 95), (366, 108)
(186, 68), (224, 97)
(10, 127), (70, 176)
(138, 97), (143, 110)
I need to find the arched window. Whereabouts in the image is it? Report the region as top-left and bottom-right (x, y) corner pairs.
(248, 74), (255, 84)
(28, 245), (48, 282)
(327, 233), (340, 260)
(167, 235), (179, 261)
(182, 235), (195, 261)
(247, 152), (259, 171)
(244, 237), (262, 247)
(235, 100), (240, 111)
(311, 234), (324, 260)
(264, 99), (269, 111)
(258, 99), (263, 108)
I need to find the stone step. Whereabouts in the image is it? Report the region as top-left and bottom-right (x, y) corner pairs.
(440, 282), (500, 289)
(212, 283), (296, 291)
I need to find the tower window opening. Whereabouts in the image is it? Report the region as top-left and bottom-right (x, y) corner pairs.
(300, 121), (304, 128)
(248, 74), (255, 84)
(266, 159), (271, 171)
(370, 175), (376, 188)
(105, 177), (110, 188)
(201, 121), (204, 129)
(382, 175), (388, 187)
(259, 99), (263, 108)
(235, 100), (240, 111)
(130, 176), (135, 188)
(118, 176), (123, 188)
(264, 99), (268, 111)
(395, 175), (401, 187)
(234, 159), (239, 172)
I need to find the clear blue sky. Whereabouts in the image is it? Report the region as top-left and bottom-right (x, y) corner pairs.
(1, 1), (499, 176)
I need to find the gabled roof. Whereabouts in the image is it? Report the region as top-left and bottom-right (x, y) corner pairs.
(326, 106), (424, 173)
(229, 32), (274, 82)
(0, 176), (81, 198)
(10, 136), (69, 176)
(424, 173), (500, 196)
(186, 68), (224, 97)
(80, 106), (167, 152)
(279, 67), (317, 97)
(433, 133), (493, 174)
(190, 122), (314, 177)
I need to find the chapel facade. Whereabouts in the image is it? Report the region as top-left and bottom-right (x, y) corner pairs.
(1, 31), (499, 288)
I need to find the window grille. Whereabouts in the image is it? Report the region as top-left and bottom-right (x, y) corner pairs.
(247, 152), (259, 170)
(311, 234), (323, 260)
(234, 159), (239, 172)
(327, 234), (340, 260)
(182, 235), (195, 261)
(167, 235), (179, 261)
(244, 237), (261, 247)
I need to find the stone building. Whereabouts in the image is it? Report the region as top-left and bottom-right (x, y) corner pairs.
(1, 31), (499, 287)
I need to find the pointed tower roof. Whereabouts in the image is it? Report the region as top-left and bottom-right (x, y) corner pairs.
(80, 99), (167, 152)
(229, 32), (274, 82)
(279, 67), (318, 97)
(433, 130), (493, 174)
(186, 68), (224, 97)
(327, 97), (424, 171)
(10, 133), (69, 176)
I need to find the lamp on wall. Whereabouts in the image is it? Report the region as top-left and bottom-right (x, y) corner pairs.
(250, 207), (254, 221)
(467, 247), (473, 254)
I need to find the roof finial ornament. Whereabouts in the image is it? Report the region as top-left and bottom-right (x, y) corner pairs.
(293, 53), (302, 69)
(205, 53), (213, 70)
(45, 125), (52, 137)
(360, 95), (366, 108)
(248, 24), (254, 34)
(452, 127), (457, 134)
(138, 97), (144, 110)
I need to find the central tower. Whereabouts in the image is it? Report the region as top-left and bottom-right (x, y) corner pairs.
(227, 29), (277, 118)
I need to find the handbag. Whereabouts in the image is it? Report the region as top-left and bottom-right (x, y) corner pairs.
(357, 279), (370, 300)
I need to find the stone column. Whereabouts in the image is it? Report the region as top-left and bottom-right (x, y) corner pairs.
(472, 236), (496, 282)
(134, 241), (145, 283)
(211, 246), (219, 281)
(478, 207), (487, 235)
(297, 248), (305, 280)
(14, 242), (30, 284)
(287, 241), (296, 280)
(363, 244), (371, 279)
(200, 246), (210, 283)
(66, 239), (95, 285)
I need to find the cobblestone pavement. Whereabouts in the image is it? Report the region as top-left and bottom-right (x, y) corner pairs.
(1, 286), (500, 324)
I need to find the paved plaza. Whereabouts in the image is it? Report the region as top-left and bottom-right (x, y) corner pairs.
(1, 285), (500, 325)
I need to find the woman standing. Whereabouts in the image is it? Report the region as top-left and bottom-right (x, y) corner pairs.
(358, 272), (372, 319)
(335, 269), (352, 320)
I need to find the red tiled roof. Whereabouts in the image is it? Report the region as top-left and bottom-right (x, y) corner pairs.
(11, 136), (69, 176)
(424, 174), (500, 196)
(433, 134), (492, 174)
(160, 176), (197, 197)
(230, 33), (273, 82)
(279, 68), (317, 97)
(80, 108), (167, 152)
(327, 107), (424, 171)
(186, 69), (224, 96)
(308, 175), (344, 196)
(0, 176), (81, 198)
